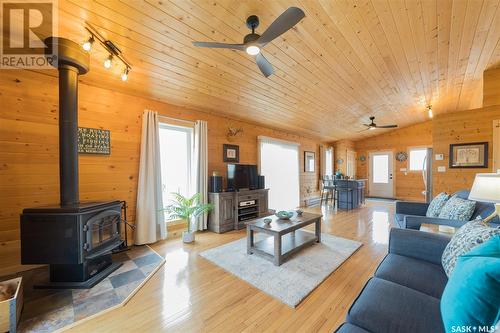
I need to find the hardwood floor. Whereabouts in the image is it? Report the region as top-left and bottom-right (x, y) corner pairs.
(68, 200), (396, 332)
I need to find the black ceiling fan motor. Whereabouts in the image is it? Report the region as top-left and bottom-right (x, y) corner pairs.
(246, 15), (260, 30)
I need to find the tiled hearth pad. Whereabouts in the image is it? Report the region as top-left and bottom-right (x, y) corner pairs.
(8, 246), (165, 333)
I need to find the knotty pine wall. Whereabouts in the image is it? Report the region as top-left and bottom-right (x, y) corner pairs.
(354, 122), (433, 201)
(0, 69), (322, 275)
(333, 140), (356, 175)
(432, 105), (500, 195)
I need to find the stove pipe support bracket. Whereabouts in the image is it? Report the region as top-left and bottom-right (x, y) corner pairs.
(45, 37), (90, 206)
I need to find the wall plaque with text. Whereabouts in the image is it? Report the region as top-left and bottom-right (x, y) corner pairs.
(78, 127), (111, 155)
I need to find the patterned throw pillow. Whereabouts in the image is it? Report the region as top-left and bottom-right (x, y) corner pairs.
(426, 192), (450, 217)
(438, 195), (476, 221)
(441, 218), (500, 277)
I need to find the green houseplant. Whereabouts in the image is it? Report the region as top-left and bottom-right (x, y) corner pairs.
(162, 192), (213, 243)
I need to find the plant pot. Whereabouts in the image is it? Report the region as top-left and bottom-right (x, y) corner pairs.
(182, 231), (195, 243)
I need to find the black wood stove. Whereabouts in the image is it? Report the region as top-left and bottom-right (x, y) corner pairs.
(20, 37), (122, 289)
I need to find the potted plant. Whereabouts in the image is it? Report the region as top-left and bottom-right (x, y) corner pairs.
(163, 192), (213, 243)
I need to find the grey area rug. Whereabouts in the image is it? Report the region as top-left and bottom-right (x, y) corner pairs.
(200, 232), (362, 307)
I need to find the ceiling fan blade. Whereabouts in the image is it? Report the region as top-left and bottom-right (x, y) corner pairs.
(255, 53), (274, 77)
(357, 128), (370, 133)
(375, 125), (398, 128)
(257, 7), (305, 46)
(192, 41), (245, 50)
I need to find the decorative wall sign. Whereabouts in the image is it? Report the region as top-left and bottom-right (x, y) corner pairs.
(78, 127), (111, 155)
(336, 158), (344, 165)
(304, 151), (315, 172)
(449, 142), (488, 168)
(223, 144), (239, 162)
(395, 151), (408, 162)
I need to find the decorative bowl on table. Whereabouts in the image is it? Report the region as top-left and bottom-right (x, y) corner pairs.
(275, 211), (294, 220)
(263, 218), (272, 226)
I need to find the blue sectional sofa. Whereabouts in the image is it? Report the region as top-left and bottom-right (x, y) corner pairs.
(336, 228), (451, 333)
(395, 190), (500, 230)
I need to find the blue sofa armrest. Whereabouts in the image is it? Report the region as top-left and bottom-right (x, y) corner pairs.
(395, 201), (429, 216)
(388, 228), (451, 265)
(404, 215), (467, 230)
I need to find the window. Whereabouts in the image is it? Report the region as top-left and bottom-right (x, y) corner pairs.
(409, 148), (428, 171)
(159, 123), (193, 220)
(259, 137), (300, 210)
(372, 155), (389, 183)
(325, 147), (333, 176)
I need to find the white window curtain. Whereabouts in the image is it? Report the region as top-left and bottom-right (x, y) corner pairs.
(135, 110), (166, 244)
(192, 120), (208, 231)
(258, 136), (300, 211)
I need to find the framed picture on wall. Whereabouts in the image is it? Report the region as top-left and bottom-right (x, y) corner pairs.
(223, 144), (239, 163)
(304, 151), (315, 172)
(449, 142), (488, 168)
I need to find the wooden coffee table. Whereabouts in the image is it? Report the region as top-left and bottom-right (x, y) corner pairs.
(245, 212), (322, 266)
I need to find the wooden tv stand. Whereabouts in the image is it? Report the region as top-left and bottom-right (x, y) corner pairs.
(208, 189), (269, 233)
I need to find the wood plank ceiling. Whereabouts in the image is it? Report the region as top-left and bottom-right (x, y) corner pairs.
(51, 0), (500, 140)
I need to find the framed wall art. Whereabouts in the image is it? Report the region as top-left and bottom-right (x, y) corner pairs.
(304, 151), (315, 172)
(449, 142), (488, 168)
(223, 144), (239, 163)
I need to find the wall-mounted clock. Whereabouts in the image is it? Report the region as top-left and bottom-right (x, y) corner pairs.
(396, 151), (408, 162)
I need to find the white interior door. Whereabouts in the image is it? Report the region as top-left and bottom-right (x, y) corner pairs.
(346, 150), (356, 178)
(369, 151), (394, 198)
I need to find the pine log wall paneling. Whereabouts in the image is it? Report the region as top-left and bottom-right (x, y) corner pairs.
(332, 140), (356, 175)
(0, 69), (322, 275)
(432, 105), (500, 195)
(354, 122), (433, 201)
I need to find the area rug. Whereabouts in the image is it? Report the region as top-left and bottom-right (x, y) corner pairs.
(200, 232), (362, 307)
(10, 246), (165, 333)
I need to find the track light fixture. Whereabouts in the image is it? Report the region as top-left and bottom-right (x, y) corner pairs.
(82, 23), (132, 81)
(427, 105), (433, 119)
(121, 67), (129, 81)
(103, 55), (112, 69)
(82, 36), (94, 51)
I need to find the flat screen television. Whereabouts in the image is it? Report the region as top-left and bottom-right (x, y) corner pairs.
(227, 164), (258, 191)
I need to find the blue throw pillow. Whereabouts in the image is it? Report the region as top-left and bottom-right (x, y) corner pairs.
(441, 236), (500, 333)
(426, 192), (450, 217)
(438, 195), (476, 221)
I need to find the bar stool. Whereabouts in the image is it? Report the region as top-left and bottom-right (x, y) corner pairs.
(320, 176), (336, 207)
(335, 182), (353, 211)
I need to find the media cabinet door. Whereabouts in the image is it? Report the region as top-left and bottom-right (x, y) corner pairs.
(220, 195), (235, 224)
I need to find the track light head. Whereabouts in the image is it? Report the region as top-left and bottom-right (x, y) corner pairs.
(82, 36), (94, 52)
(121, 68), (129, 81)
(103, 55), (112, 69)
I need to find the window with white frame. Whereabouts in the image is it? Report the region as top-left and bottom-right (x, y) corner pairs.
(259, 136), (300, 210)
(159, 123), (193, 221)
(409, 148), (428, 171)
(325, 147), (333, 176)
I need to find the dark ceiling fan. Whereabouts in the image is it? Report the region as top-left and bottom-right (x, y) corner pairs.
(359, 116), (398, 132)
(192, 7), (306, 78)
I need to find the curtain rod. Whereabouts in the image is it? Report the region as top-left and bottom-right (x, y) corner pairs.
(158, 115), (196, 125)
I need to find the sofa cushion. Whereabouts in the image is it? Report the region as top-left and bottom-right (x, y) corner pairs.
(438, 196), (476, 222)
(346, 277), (444, 333)
(335, 323), (371, 333)
(375, 254), (448, 298)
(395, 213), (406, 228)
(426, 192), (450, 217)
(442, 218), (500, 277)
(441, 236), (500, 332)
